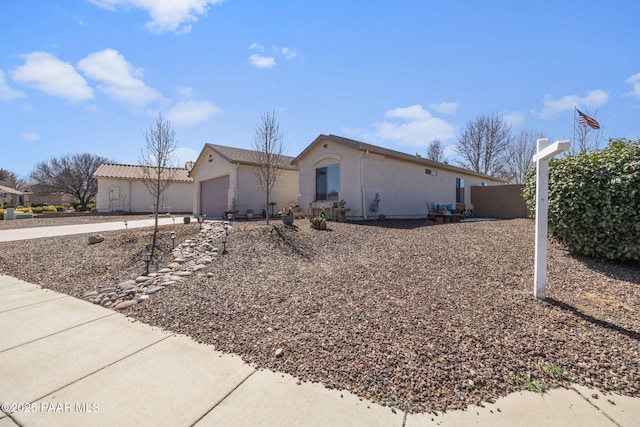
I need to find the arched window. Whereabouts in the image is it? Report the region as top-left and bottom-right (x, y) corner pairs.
(315, 164), (340, 201)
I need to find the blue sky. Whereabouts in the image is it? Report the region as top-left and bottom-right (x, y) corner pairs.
(2, 0), (639, 179)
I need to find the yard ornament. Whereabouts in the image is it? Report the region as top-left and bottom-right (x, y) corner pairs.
(371, 193), (381, 212)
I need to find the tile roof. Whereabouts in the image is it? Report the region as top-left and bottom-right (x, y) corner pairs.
(93, 163), (193, 182)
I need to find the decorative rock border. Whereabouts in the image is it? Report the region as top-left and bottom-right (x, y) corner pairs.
(81, 222), (226, 309)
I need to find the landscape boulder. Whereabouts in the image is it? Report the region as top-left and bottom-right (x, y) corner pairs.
(88, 234), (105, 244)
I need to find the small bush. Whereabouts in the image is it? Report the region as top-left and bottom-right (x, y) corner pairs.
(55, 206), (66, 212)
(523, 138), (640, 261)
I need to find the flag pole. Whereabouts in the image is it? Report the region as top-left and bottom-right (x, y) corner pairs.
(572, 105), (577, 153)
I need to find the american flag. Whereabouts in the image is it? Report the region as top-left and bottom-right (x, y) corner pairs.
(576, 109), (601, 130)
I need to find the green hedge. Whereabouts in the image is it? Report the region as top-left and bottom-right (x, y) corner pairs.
(523, 138), (640, 262)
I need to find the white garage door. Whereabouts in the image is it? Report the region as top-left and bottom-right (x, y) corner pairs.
(201, 175), (229, 218)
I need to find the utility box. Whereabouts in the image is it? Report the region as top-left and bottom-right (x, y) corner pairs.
(4, 207), (15, 220)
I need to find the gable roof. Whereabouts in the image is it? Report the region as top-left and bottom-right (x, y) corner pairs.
(292, 134), (508, 182)
(190, 143), (298, 176)
(0, 184), (24, 195)
(93, 163), (193, 182)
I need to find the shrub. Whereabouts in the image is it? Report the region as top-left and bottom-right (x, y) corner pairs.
(56, 206), (66, 212)
(523, 138), (640, 262)
(309, 209), (330, 229)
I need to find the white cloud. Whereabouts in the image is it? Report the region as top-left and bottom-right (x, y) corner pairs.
(534, 89), (609, 119)
(0, 70), (25, 101)
(167, 100), (220, 126)
(74, 16), (88, 26)
(11, 52), (93, 102)
(625, 72), (640, 99)
(504, 111), (525, 127)
(89, 0), (221, 34)
(174, 147), (199, 167)
(21, 132), (41, 141)
(375, 104), (456, 147)
(428, 102), (458, 115)
(248, 44), (299, 68)
(176, 85), (195, 98)
(385, 104), (431, 121)
(281, 47), (298, 60)
(77, 49), (161, 108)
(249, 54), (276, 69)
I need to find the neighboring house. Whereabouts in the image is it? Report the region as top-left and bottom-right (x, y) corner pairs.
(190, 144), (299, 218)
(291, 134), (507, 220)
(93, 163), (194, 214)
(0, 184), (25, 206)
(23, 184), (73, 206)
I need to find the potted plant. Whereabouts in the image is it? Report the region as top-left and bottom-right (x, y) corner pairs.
(279, 203), (296, 226)
(310, 209), (329, 230)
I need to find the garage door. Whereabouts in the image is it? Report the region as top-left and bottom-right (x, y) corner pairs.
(201, 175), (229, 218)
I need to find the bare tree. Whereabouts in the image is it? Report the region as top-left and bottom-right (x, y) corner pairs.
(0, 169), (27, 191)
(31, 153), (109, 209)
(572, 108), (603, 155)
(504, 130), (545, 183)
(455, 112), (511, 176)
(251, 110), (287, 225)
(140, 113), (177, 259)
(426, 138), (445, 162)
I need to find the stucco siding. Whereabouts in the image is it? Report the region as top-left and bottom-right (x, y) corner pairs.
(95, 178), (192, 213)
(191, 146), (299, 216)
(191, 147), (237, 215)
(297, 142), (356, 216)
(295, 136), (506, 220)
(236, 166), (299, 215)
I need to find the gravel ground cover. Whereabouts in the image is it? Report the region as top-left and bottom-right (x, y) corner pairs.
(0, 213), (143, 230)
(0, 217), (638, 414)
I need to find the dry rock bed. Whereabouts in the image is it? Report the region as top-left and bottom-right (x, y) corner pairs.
(1, 218), (638, 414)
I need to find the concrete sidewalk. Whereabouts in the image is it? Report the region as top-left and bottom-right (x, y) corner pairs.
(1, 276), (638, 426)
(0, 217), (188, 242)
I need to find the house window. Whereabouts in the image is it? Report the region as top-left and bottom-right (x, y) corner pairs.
(315, 164), (340, 201)
(456, 178), (465, 203)
(425, 169), (437, 176)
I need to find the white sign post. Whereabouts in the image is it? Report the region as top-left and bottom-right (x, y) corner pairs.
(532, 138), (570, 300)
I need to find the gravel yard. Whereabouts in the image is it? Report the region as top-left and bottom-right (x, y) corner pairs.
(0, 216), (638, 414)
(0, 213), (150, 230)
